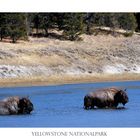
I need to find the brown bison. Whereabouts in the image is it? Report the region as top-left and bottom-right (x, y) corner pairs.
(0, 96), (34, 115)
(84, 87), (128, 109)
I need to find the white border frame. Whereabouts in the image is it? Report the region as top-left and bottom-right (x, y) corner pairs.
(0, 0), (140, 12)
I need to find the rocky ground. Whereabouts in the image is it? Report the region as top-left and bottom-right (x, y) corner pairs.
(0, 33), (140, 86)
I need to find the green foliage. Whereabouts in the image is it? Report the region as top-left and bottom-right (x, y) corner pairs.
(118, 13), (137, 31)
(54, 13), (65, 30)
(84, 13), (95, 34)
(62, 13), (84, 41)
(31, 13), (56, 36)
(0, 13), (139, 43)
(135, 13), (140, 31)
(39, 14), (54, 36)
(7, 14), (27, 43)
(0, 13), (27, 43)
(84, 13), (137, 34)
(0, 14), (9, 40)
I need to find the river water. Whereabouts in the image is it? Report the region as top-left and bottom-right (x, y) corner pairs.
(0, 81), (140, 127)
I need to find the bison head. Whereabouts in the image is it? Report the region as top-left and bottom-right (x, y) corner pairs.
(84, 95), (93, 109)
(18, 97), (34, 114)
(114, 89), (129, 106)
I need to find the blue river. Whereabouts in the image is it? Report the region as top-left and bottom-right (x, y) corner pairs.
(0, 81), (140, 127)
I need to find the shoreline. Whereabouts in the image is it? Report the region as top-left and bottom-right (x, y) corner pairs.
(0, 73), (140, 88)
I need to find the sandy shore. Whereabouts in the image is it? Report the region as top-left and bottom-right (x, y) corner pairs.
(0, 73), (139, 87)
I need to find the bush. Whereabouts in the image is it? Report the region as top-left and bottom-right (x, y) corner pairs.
(123, 31), (134, 37)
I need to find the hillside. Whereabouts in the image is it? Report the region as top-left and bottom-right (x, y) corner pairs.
(0, 33), (140, 86)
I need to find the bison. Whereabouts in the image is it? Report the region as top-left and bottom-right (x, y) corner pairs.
(84, 87), (128, 109)
(0, 96), (34, 115)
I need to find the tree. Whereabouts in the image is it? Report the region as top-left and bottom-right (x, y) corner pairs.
(135, 13), (140, 31)
(84, 13), (137, 36)
(6, 13), (27, 43)
(118, 13), (137, 31)
(90, 13), (119, 28)
(84, 13), (95, 35)
(62, 13), (84, 41)
(0, 14), (8, 41)
(31, 13), (56, 36)
(39, 13), (52, 36)
(32, 13), (41, 35)
(92, 13), (137, 30)
(53, 13), (65, 30)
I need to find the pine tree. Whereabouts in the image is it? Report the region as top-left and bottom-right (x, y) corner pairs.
(118, 13), (137, 31)
(32, 13), (41, 35)
(135, 13), (140, 31)
(54, 13), (65, 30)
(32, 13), (55, 36)
(25, 13), (30, 38)
(62, 13), (84, 41)
(0, 14), (8, 41)
(84, 13), (95, 35)
(39, 13), (52, 37)
(6, 13), (28, 43)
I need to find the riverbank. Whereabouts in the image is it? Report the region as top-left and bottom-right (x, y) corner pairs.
(0, 73), (139, 87)
(0, 33), (140, 87)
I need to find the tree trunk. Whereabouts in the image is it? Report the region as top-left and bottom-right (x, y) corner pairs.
(0, 35), (2, 41)
(12, 37), (16, 43)
(45, 28), (49, 37)
(86, 23), (91, 35)
(36, 28), (39, 35)
(0, 30), (3, 41)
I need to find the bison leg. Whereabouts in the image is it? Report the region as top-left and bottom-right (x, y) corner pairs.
(91, 104), (94, 109)
(93, 98), (107, 108)
(84, 106), (89, 110)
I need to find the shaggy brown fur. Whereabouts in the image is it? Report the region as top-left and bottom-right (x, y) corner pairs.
(84, 87), (128, 109)
(0, 96), (33, 115)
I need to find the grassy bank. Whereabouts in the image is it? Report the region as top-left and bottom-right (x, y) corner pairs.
(0, 34), (140, 87)
(0, 73), (139, 87)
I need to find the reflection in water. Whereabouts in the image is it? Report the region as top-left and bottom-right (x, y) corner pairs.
(0, 81), (139, 127)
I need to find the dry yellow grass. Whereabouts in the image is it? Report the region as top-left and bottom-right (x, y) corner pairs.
(0, 73), (139, 87)
(0, 34), (140, 87)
